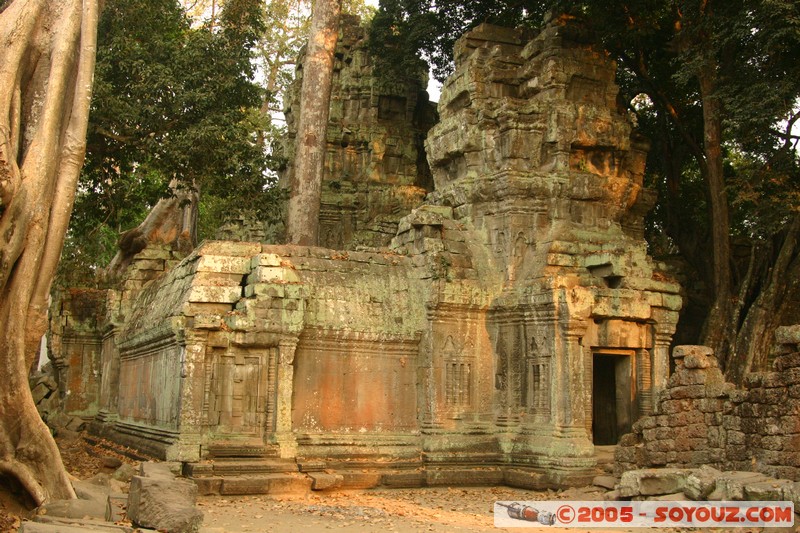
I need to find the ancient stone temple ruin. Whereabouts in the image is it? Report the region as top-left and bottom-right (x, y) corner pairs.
(49, 17), (681, 490)
(280, 14), (438, 249)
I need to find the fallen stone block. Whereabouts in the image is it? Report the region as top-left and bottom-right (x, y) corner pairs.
(139, 461), (178, 479)
(21, 521), (128, 533)
(707, 471), (772, 501)
(127, 475), (203, 533)
(782, 482), (800, 511)
(105, 494), (127, 522)
(744, 479), (794, 501)
(72, 477), (111, 503)
(37, 498), (107, 520)
(592, 475), (617, 490)
(31, 382), (51, 404)
(112, 463), (137, 483)
(618, 468), (689, 498)
(65, 416), (86, 432)
(684, 465), (723, 500)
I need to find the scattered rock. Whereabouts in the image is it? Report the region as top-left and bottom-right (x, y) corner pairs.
(684, 465), (723, 500)
(744, 479), (794, 501)
(591, 475), (616, 490)
(128, 475), (203, 532)
(37, 498), (106, 520)
(707, 471), (771, 501)
(101, 456), (123, 470)
(65, 417), (86, 432)
(112, 463), (137, 483)
(618, 468), (689, 498)
(72, 478), (110, 503)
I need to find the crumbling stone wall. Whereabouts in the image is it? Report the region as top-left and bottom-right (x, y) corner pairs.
(617, 329), (800, 481)
(281, 15), (438, 249)
(46, 288), (108, 419)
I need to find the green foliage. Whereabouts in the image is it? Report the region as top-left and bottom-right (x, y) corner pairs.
(369, 0), (548, 82)
(60, 0), (273, 286)
(578, 0), (800, 237)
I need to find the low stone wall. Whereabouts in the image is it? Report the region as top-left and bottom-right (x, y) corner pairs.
(617, 332), (800, 481)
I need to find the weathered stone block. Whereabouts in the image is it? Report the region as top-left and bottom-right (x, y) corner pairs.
(684, 465), (724, 500)
(219, 474), (311, 495)
(669, 369), (710, 386)
(38, 498), (107, 520)
(187, 286), (241, 304)
(247, 266), (300, 284)
(672, 345), (714, 359)
(31, 382), (51, 404)
(128, 475), (203, 532)
(618, 468), (689, 497)
(193, 477), (224, 495)
(139, 461), (179, 479)
(112, 463), (137, 483)
(707, 471), (772, 501)
(592, 475), (617, 490)
(775, 325), (800, 347)
(669, 385), (707, 400)
(774, 353), (800, 372)
(251, 253), (283, 268)
(744, 479), (794, 501)
(198, 241), (261, 257)
(683, 353), (712, 369)
(309, 472), (344, 490)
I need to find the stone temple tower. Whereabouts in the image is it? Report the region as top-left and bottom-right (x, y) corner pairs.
(420, 17), (681, 477)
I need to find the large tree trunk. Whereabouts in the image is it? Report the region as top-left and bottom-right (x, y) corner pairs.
(285, 0), (341, 245)
(0, 0), (98, 505)
(696, 61), (735, 366)
(727, 216), (800, 382)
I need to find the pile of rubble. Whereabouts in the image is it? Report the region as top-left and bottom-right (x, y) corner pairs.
(19, 462), (203, 533)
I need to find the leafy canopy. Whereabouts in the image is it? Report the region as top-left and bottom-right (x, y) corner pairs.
(60, 0), (274, 286)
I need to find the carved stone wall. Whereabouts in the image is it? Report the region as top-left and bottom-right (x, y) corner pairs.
(281, 15), (438, 249)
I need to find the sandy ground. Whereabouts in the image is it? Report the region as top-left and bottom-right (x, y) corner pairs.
(197, 486), (664, 533)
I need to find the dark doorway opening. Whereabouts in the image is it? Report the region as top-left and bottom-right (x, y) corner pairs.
(592, 352), (632, 445)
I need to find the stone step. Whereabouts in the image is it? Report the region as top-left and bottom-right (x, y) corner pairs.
(185, 458), (297, 477)
(205, 443), (279, 458)
(214, 473), (312, 495)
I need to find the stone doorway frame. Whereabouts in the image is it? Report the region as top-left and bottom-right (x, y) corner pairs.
(590, 349), (636, 445)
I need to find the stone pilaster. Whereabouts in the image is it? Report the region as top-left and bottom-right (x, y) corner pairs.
(652, 330), (673, 410)
(274, 338), (298, 458)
